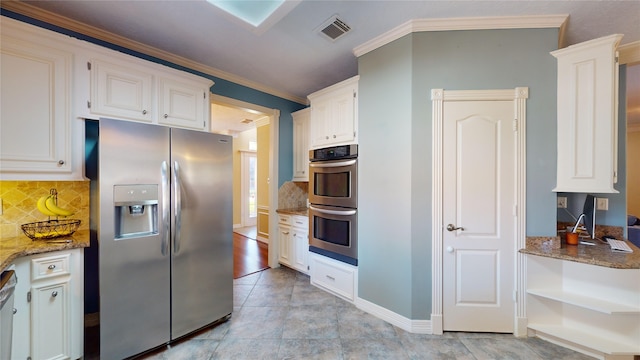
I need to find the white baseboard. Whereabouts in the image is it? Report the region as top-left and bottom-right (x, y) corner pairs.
(233, 223), (242, 229)
(355, 297), (432, 334)
(256, 235), (269, 244)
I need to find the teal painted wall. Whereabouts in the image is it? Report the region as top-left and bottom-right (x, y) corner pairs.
(1, 10), (306, 187)
(358, 28), (561, 319)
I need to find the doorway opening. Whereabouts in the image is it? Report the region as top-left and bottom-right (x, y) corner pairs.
(210, 94), (280, 277)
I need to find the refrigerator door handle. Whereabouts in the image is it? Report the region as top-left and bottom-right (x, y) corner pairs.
(173, 161), (182, 253)
(161, 161), (170, 256)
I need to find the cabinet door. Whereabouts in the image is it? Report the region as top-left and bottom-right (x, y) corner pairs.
(278, 225), (292, 266)
(158, 77), (208, 131)
(90, 59), (153, 122)
(0, 36), (72, 173)
(310, 98), (332, 148)
(328, 86), (356, 145)
(292, 230), (309, 274)
(292, 109), (310, 181)
(552, 34), (622, 193)
(31, 280), (71, 360)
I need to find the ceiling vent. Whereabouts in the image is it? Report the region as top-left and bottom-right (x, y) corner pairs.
(318, 15), (351, 41)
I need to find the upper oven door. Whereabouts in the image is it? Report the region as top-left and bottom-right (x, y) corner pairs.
(308, 158), (357, 208)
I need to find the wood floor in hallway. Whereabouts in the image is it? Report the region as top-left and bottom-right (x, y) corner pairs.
(233, 231), (269, 279)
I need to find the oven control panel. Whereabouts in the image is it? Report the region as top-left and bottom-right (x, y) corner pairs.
(310, 144), (358, 161)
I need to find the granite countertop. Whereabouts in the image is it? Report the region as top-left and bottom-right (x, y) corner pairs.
(521, 236), (640, 269)
(276, 208), (309, 217)
(0, 230), (90, 271)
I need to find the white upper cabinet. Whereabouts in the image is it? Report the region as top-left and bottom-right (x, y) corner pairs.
(90, 59), (154, 122)
(158, 76), (209, 131)
(552, 34), (623, 193)
(292, 108), (310, 181)
(0, 19), (74, 178)
(308, 76), (358, 149)
(86, 52), (212, 131)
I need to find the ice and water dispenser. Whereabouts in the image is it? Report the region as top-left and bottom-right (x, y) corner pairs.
(114, 184), (158, 239)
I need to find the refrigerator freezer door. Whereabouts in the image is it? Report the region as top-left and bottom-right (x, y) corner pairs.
(99, 120), (171, 360)
(170, 128), (233, 339)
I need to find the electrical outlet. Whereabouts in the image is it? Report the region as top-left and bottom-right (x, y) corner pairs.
(557, 196), (567, 209)
(596, 197), (609, 211)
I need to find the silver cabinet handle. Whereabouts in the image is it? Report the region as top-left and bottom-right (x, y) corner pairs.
(333, 135), (336, 138)
(446, 224), (464, 232)
(161, 161), (169, 256)
(13, 308), (17, 315)
(48, 264), (56, 270)
(164, 114), (169, 119)
(173, 161), (183, 253)
(446, 246), (454, 253)
(325, 136), (329, 139)
(283, 231), (290, 235)
(57, 160), (65, 165)
(142, 110), (147, 115)
(326, 275), (335, 281)
(51, 291), (58, 298)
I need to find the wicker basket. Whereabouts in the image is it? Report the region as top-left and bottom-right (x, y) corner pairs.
(21, 219), (81, 240)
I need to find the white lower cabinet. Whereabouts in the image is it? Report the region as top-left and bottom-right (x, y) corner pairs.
(277, 214), (309, 274)
(12, 249), (84, 360)
(309, 252), (357, 303)
(526, 255), (640, 359)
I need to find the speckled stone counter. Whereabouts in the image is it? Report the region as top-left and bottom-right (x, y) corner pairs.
(521, 236), (640, 269)
(276, 208), (309, 217)
(0, 230), (90, 271)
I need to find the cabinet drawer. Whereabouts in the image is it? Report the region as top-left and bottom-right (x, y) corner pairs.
(310, 253), (356, 302)
(278, 214), (291, 225)
(292, 215), (308, 229)
(31, 253), (71, 281)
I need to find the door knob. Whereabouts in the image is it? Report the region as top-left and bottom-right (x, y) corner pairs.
(446, 224), (464, 232)
(446, 246), (454, 253)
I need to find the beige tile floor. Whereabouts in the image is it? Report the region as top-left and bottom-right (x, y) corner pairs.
(129, 266), (595, 360)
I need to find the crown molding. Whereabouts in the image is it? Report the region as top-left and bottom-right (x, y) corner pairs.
(619, 41), (640, 65)
(0, 0), (308, 105)
(353, 14), (569, 58)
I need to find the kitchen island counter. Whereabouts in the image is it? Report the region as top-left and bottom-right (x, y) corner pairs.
(0, 229), (89, 271)
(521, 236), (640, 269)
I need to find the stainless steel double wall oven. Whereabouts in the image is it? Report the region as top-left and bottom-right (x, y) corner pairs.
(308, 144), (358, 265)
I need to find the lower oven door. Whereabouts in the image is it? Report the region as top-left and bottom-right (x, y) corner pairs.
(309, 204), (357, 265)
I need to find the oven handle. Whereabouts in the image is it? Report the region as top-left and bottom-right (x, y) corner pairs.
(309, 159), (356, 168)
(309, 205), (356, 216)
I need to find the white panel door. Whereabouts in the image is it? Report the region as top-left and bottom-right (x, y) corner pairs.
(442, 100), (515, 332)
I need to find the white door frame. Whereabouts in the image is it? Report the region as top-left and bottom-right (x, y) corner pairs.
(211, 94), (281, 268)
(430, 88), (529, 337)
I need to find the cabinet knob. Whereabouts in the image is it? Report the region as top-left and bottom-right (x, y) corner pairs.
(142, 110), (147, 115)
(57, 160), (65, 165)
(325, 136), (329, 139)
(48, 264), (56, 270)
(164, 114), (169, 119)
(13, 308), (17, 315)
(283, 231), (289, 235)
(333, 135), (336, 138)
(446, 246), (454, 253)
(51, 291), (58, 298)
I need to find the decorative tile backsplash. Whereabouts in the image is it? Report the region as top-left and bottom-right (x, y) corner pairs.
(0, 181), (90, 238)
(278, 181), (308, 209)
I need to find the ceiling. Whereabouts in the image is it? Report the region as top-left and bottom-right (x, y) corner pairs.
(4, 0), (639, 126)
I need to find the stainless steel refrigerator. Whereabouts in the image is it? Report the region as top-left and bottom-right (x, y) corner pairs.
(86, 118), (233, 359)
